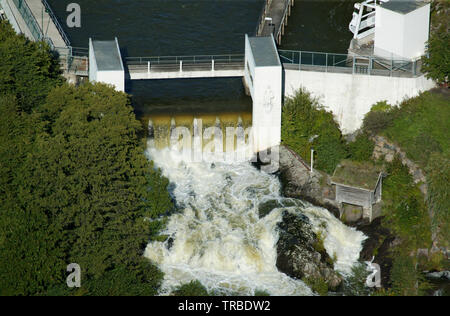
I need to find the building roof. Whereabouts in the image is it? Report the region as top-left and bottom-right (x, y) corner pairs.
(247, 36), (281, 67)
(381, 0), (428, 15)
(331, 160), (384, 191)
(91, 39), (124, 71)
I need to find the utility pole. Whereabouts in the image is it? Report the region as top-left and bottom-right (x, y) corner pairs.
(310, 148), (314, 173)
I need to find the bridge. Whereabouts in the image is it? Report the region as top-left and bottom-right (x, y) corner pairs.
(125, 54), (245, 80)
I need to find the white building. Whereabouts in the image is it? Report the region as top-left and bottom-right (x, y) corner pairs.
(374, 1), (430, 60)
(89, 38), (125, 92)
(244, 35), (282, 153)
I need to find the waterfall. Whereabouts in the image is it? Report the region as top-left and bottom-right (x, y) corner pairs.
(143, 115), (366, 296)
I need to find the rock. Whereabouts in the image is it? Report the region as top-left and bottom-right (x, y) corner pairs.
(276, 211), (343, 291)
(258, 199), (284, 218)
(426, 271), (450, 280)
(278, 145), (340, 218)
(354, 217), (397, 288)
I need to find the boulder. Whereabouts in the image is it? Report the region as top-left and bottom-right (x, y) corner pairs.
(276, 211), (343, 290)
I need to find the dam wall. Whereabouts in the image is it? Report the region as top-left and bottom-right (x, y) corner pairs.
(283, 69), (436, 134)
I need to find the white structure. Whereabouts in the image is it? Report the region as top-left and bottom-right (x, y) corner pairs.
(283, 69), (435, 133)
(374, 1), (430, 60)
(89, 38), (125, 92)
(244, 35), (282, 153)
(349, 0), (390, 41)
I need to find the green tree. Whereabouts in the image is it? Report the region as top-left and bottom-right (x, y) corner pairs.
(281, 88), (347, 173)
(173, 280), (209, 296)
(0, 21), (63, 112)
(26, 82), (173, 282)
(348, 133), (375, 162)
(0, 21), (173, 294)
(421, 1), (449, 85)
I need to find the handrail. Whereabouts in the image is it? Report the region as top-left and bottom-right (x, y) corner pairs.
(255, 0), (272, 36)
(274, 0), (291, 40)
(41, 0), (70, 46)
(278, 49), (421, 77)
(125, 54), (245, 65)
(11, 0), (44, 42)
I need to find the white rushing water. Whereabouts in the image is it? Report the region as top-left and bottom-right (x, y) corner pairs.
(144, 145), (367, 296)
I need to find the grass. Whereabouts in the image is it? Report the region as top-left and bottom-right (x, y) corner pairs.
(331, 160), (383, 190)
(382, 90), (450, 169)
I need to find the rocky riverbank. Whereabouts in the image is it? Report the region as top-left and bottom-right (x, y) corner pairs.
(278, 145), (340, 219)
(277, 145), (395, 289)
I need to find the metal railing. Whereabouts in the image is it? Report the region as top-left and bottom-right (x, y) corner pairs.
(11, 0), (45, 42)
(255, 0), (272, 36)
(55, 46), (89, 76)
(278, 49), (421, 77)
(125, 54), (245, 73)
(41, 0), (70, 46)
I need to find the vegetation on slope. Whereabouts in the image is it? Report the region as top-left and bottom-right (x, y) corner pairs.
(281, 88), (347, 174)
(422, 0), (449, 85)
(0, 21), (173, 295)
(361, 90), (449, 295)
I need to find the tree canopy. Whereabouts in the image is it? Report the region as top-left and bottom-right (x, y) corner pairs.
(0, 21), (172, 295)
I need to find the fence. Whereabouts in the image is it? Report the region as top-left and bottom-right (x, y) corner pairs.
(56, 46), (89, 76)
(42, 0), (70, 46)
(255, 0), (272, 36)
(278, 49), (421, 77)
(125, 54), (245, 73)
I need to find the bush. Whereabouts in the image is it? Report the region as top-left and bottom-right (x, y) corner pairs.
(173, 280), (209, 296)
(341, 264), (372, 296)
(302, 276), (329, 296)
(390, 254), (430, 296)
(362, 110), (393, 135)
(348, 133), (375, 162)
(254, 290), (270, 296)
(426, 153), (450, 248)
(421, 1), (449, 84)
(281, 88), (347, 174)
(382, 157), (432, 250)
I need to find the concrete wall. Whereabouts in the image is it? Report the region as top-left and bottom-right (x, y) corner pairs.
(374, 4), (430, 60)
(244, 34), (256, 98)
(403, 4), (430, 60)
(252, 65), (283, 152)
(284, 69), (436, 134)
(88, 39), (98, 81)
(96, 71), (125, 92)
(244, 35), (282, 152)
(88, 38), (125, 92)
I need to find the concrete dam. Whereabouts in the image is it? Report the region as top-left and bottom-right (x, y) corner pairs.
(1, 0), (436, 150)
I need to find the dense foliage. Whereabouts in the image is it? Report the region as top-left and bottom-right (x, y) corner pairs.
(172, 280), (209, 296)
(361, 90), (449, 295)
(426, 153), (450, 249)
(381, 157), (432, 251)
(281, 89), (347, 174)
(421, 1), (449, 85)
(0, 21), (172, 295)
(347, 133), (375, 162)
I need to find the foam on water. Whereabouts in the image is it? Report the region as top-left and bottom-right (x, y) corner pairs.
(144, 146), (366, 295)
